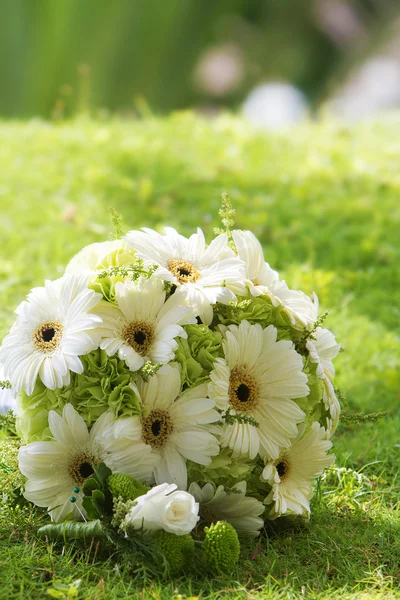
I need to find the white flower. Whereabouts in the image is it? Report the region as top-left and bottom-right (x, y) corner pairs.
(306, 327), (340, 380)
(0, 365), (16, 414)
(65, 240), (134, 274)
(261, 423), (334, 519)
(134, 364), (220, 489)
(95, 276), (195, 372)
(18, 404), (157, 522)
(208, 320), (308, 460)
(322, 376), (341, 438)
(122, 483), (199, 536)
(125, 227), (246, 324)
(232, 230), (319, 329)
(306, 327), (341, 437)
(232, 229), (279, 294)
(188, 481), (265, 536)
(0, 275), (102, 395)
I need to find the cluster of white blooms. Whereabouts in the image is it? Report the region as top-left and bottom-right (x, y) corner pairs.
(0, 226), (340, 535)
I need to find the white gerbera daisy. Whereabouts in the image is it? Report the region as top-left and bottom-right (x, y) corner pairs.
(261, 422), (334, 519)
(95, 276), (195, 371)
(232, 230), (319, 329)
(188, 481), (265, 536)
(137, 364), (220, 489)
(208, 320), (308, 460)
(306, 327), (341, 380)
(18, 404), (157, 522)
(125, 227), (246, 324)
(0, 275), (102, 395)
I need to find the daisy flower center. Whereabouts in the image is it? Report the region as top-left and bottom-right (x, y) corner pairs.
(274, 457), (289, 481)
(168, 259), (200, 284)
(33, 321), (63, 354)
(123, 322), (154, 355)
(68, 453), (99, 485)
(141, 409), (173, 448)
(229, 367), (259, 412)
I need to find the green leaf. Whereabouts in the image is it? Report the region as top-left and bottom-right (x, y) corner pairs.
(94, 462), (112, 487)
(82, 496), (100, 520)
(82, 477), (101, 497)
(37, 520), (105, 541)
(92, 489), (106, 515)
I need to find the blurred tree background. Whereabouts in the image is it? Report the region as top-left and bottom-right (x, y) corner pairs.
(1, 0), (400, 119)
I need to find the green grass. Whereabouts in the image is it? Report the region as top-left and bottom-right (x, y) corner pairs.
(0, 113), (399, 599)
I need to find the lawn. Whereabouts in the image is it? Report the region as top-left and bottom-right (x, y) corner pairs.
(0, 113), (399, 599)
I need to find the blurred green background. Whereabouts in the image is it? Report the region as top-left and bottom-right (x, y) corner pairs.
(1, 0), (400, 119)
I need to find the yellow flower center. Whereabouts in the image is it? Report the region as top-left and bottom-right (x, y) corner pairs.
(68, 453), (99, 485)
(142, 409), (173, 448)
(33, 321), (63, 354)
(123, 321), (154, 355)
(229, 366), (259, 412)
(168, 259), (200, 284)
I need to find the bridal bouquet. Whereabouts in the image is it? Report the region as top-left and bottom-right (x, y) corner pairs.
(0, 204), (340, 575)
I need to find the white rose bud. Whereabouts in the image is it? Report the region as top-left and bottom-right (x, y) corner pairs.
(122, 483), (199, 536)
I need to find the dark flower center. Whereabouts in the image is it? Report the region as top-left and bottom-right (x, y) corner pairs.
(142, 409), (173, 448)
(123, 321), (154, 355)
(275, 458), (289, 480)
(33, 321), (64, 354)
(229, 367), (259, 413)
(41, 327), (55, 342)
(79, 461), (95, 479)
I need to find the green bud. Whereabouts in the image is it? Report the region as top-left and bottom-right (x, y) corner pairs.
(152, 530), (195, 576)
(107, 473), (149, 501)
(203, 521), (240, 573)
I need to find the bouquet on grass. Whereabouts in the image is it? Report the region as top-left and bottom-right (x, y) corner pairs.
(0, 202), (340, 575)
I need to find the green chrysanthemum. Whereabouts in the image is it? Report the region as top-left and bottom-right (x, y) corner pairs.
(203, 521), (240, 573)
(174, 324), (223, 388)
(187, 448), (255, 489)
(16, 349), (141, 442)
(152, 530), (195, 576)
(108, 473), (149, 501)
(214, 294), (301, 337)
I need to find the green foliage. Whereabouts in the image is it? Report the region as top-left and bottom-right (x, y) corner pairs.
(0, 439), (25, 500)
(137, 360), (163, 382)
(107, 473), (149, 502)
(222, 408), (259, 428)
(203, 521), (240, 573)
(108, 207), (124, 240)
(0, 410), (17, 436)
(214, 193), (236, 242)
(97, 258), (158, 282)
(151, 531), (195, 576)
(16, 349), (141, 442)
(174, 324), (223, 388)
(81, 463), (113, 520)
